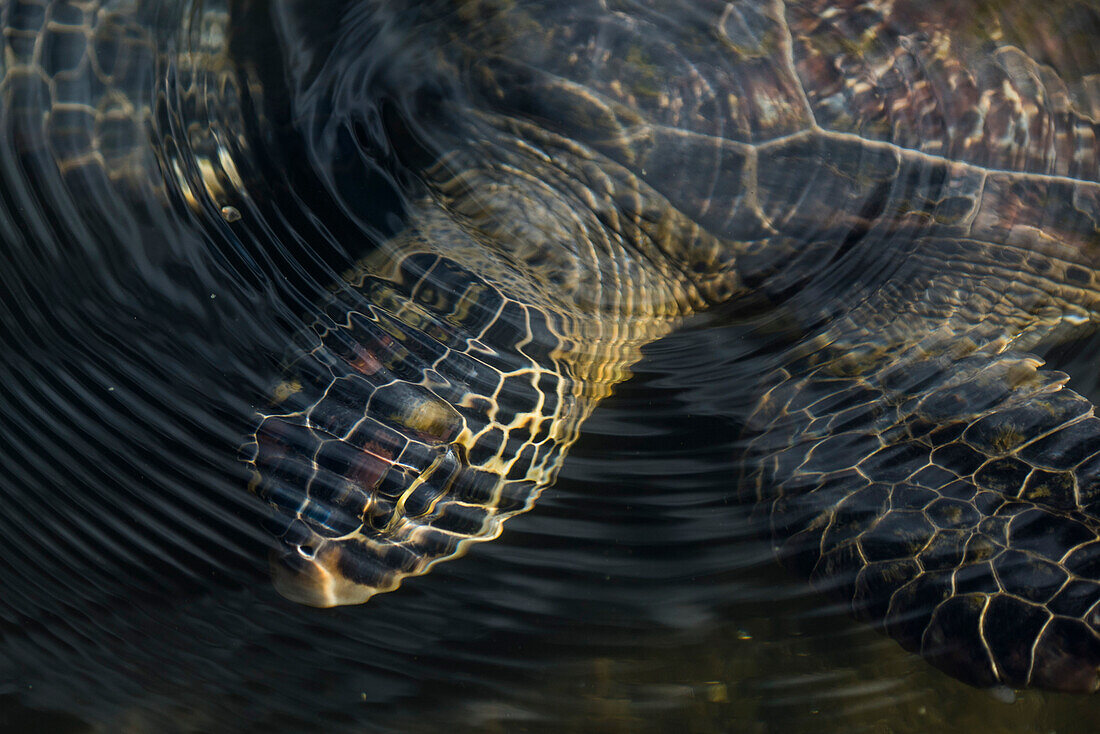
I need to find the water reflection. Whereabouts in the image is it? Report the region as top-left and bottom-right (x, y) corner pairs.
(4, 0), (1100, 731)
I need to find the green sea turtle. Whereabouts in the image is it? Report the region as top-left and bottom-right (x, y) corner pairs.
(11, 0), (1100, 694)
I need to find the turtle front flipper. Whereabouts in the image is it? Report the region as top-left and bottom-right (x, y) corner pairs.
(744, 332), (1100, 691)
(244, 202), (688, 607)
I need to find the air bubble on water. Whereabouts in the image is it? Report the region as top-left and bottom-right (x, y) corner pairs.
(987, 685), (1016, 704)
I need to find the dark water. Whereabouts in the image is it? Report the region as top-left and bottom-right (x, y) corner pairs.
(3, 0), (1100, 732)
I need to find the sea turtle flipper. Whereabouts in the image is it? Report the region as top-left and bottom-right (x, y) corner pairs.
(246, 246), (581, 607)
(743, 338), (1100, 691)
(244, 204), (682, 608)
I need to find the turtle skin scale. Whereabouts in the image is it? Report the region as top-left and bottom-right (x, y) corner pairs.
(11, 0), (1100, 692)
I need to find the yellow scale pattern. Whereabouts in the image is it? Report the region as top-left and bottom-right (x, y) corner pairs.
(248, 186), (694, 605)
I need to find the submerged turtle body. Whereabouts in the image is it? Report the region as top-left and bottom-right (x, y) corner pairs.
(11, 0), (1100, 694)
(242, 0), (1100, 691)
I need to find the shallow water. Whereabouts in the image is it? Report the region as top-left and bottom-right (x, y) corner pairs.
(4, 0), (1100, 732)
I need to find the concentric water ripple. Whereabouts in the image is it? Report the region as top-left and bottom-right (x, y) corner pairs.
(5, 0), (1100, 732)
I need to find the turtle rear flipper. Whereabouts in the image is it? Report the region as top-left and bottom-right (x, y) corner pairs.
(744, 338), (1100, 691)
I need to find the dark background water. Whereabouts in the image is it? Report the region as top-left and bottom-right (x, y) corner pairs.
(2, 0), (1100, 732)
